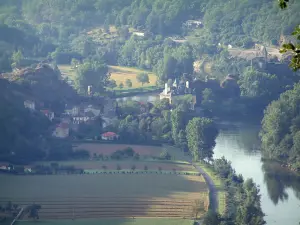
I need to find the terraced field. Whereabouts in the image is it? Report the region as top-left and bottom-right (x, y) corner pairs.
(0, 174), (208, 220)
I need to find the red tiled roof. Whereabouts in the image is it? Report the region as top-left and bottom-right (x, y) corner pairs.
(102, 132), (117, 137)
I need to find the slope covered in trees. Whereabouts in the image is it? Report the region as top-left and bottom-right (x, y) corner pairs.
(0, 0), (299, 45)
(260, 83), (300, 171)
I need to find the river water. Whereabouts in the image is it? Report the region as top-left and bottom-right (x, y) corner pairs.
(117, 93), (300, 224)
(214, 122), (300, 225)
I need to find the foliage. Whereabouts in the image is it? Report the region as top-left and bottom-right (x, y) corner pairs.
(278, 0), (300, 71)
(260, 83), (300, 170)
(186, 117), (218, 161)
(136, 73), (150, 86)
(211, 158), (265, 225)
(125, 79), (132, 88)
(159, 149), (171, 160)
(171, 108), (185, 146)
(74, 59), (109, 94)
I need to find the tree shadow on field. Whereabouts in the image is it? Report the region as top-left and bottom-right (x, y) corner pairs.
(0, 171), (207, 225)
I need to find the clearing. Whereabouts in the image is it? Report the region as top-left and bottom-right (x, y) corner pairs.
(57, 64), (158, 89)
(0, 174), (208, 222)
(108, 65), (157, 89)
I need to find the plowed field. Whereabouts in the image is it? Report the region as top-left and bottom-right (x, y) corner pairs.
(0, 174), (208, 220)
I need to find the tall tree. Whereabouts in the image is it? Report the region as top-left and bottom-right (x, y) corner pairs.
(186, 117), (218, 161)
(171, 108), (184, 146)
(136, 73), (150, 86)
(74, 60), (108, 94)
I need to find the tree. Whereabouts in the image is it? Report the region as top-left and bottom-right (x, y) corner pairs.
(171, 108), (185, 146)
(235, 179), (266, 225)
(74, 60), (108, 94)
(178, 129), (188, 152)
(107, 79), (117, 89)
(125, 79), (133, 88)
(192, 200), (205, 219)
(202, 210), (221, 225)
(136, 73), (149, 86)
(119, 82), (124, 89)
(278, 0), (300, 71)
(11, 50), (23, 68)
(186, 117), (218, 161)
(28, 204), (41, 220)
(260, 83), (300, 170)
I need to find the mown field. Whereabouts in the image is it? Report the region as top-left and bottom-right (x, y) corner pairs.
(57, 64), (157, 89)
(0, 174), (208, 222)
(108, 65), (157, 89)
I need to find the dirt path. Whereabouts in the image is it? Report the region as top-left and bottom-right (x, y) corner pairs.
(192, 163), (218, 213)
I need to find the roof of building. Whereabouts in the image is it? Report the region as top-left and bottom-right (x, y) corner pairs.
(102, 132), (118, 137)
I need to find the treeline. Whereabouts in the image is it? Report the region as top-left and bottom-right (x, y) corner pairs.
(203, 157), (265, 225)
(260, 83), (300, 171)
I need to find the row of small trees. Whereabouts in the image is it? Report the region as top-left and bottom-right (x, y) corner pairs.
(108, 72), (150, 89)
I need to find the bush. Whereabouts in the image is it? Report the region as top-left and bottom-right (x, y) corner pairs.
(117, 164), (121, 170)
(131, 165), (136, 171)
(144, 165), (148, 171)
(160, 149), (171, 160)
(134, 153), (140, 160)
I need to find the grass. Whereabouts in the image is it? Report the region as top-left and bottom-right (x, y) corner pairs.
(57, 64), (159, 91)
(108, 65), (157, 89)
(194, 162), (226, 215)
(16, 218), (194, 225)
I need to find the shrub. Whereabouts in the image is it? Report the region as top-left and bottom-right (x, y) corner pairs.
(117, 164), (121, 170)
(102, 165), (107, 170)
(134, 153), (140, 160)
(144, 165), (148, 171)
(131, 165), (136, 171)
(160, 149), (171, 160)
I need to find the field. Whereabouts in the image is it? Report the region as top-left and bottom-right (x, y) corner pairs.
(0, 174), (208, 222)
(57, 64), (158, 89)
(108, 65), (157, 89)
(16, 218), (194, 225)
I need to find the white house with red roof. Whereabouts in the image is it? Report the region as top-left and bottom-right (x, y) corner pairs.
(52, 122), (69, 138)
(101, 132), (119, 141)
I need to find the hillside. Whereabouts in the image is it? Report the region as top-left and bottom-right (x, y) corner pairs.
(1, 63), (80, 114)
(1, 0), (298, 46)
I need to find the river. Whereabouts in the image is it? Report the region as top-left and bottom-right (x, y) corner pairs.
(214, 122), (300, 225)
